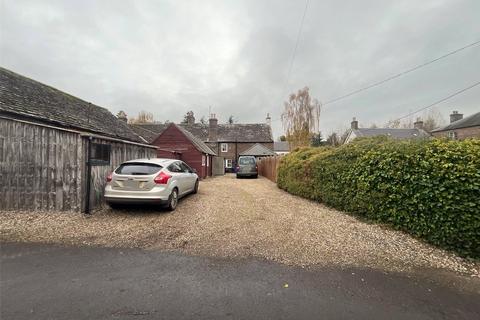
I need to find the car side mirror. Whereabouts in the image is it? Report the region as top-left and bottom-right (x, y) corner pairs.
(191, 168), (197, 174)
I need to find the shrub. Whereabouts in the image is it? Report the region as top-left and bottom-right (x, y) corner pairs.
(277, 137), (480, 258)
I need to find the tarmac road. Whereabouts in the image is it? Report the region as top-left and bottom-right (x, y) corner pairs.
(1, 242), (479, 320)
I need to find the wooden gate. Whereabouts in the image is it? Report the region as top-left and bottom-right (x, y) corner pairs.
(212, 156), (225, 176)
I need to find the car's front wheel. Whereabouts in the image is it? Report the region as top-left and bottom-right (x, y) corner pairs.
(167, 188), (178, 211)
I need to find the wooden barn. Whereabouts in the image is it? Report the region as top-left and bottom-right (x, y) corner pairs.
(0, 67), (157, 213)
(151, 123), (216, 179)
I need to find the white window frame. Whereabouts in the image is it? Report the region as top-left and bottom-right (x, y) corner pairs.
(225, 159), (233, 168)
(202, 155), (206, 166)
(221, 143), (228, 153)
(448, 131), (457, 140)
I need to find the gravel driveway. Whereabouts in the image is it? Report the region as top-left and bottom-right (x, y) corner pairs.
(1, 174), (479, 276)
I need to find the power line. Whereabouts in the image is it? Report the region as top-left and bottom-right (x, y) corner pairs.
(393, 80), (480, 121)
(279, 0), (310, 105)
(323, 40), (480, 106)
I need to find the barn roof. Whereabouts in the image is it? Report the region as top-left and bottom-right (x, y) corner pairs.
(0, 67), (143, 143)
(431, 112), (480, 132)
(274, 141), (290, 152)
(174, 124), (217, 155)
(240, 143), (275, 156)
(131, 122), (273, 143)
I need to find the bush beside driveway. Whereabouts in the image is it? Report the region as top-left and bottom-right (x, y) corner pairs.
(1, 174), (479, 277)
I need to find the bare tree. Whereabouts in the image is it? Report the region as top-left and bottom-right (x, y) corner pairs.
(228, 115), (234, 124)
(128, 111), (154, 124)
(281, 87), (321, 149)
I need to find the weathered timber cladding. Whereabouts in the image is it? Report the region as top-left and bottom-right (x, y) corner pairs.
(0, 118), (83, 211)
(86, 137), (156, 210)
(0, 118), (157, 212)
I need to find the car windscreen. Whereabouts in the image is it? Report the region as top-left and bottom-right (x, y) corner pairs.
(115, 163), (162, 175)
(239, 157), (255, 165)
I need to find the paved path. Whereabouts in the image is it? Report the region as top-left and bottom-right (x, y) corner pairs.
(1, 243), (479, 320)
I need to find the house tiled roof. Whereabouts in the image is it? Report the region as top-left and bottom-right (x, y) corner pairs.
(274, 141), (290, 152)
(131, 122), (273, 143)
(240, 143), (275, 156)
(352, 128), (430, 139)
(173, 124), (216, 155)
(431, 112), (480, 132)
(0, 67), (143, 143)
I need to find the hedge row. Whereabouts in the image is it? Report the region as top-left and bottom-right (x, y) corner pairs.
(277, 137), (480, 258)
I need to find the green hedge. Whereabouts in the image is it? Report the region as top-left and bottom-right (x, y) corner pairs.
(277, 137), (480, 258)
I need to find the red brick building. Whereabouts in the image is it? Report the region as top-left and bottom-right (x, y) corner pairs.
(150, 123), (216, 179)
(130, 113), (273, 174)
(431, 111), (480, 140)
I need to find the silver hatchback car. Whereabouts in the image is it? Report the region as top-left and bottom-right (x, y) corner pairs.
(104, 158), (199, 211)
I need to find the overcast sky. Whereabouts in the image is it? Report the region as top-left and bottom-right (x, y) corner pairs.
(1, 0), (479, 138)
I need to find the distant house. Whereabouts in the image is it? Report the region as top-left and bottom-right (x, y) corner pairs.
(274, 141), (290, 155)
(130, 112), (274, 173)
(431, 111), (480, 140)
(344, 117), (430, 144)
(0, 67), (156, 212)
(239, 143), (275, 158)
(151, 123), (216, 179)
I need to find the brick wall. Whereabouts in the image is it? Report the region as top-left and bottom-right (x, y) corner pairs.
(431, 126), (480, 140)
(210, 142), (274, 171)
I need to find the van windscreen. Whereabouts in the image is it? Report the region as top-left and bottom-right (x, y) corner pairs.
(239, 157), (255, 165)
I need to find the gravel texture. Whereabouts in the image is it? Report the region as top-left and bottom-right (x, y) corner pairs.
(1, 174), (479, 276)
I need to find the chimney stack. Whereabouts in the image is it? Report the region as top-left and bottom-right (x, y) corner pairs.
(449, 111), (463, 123)
(208, 114), (218, 142)
(186, 111), (195, 125)
(351, 117), (358, 130)
(117, 111), (128, 123)
(266, 113), (271, 126)
(413, 118), (424, 130)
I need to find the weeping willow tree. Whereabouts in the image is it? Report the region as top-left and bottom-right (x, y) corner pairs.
(281, 87), (321, 149)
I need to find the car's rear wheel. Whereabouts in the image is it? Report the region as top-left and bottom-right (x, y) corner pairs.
(192, 180), (199, 194)
(167, 188), (178, 211)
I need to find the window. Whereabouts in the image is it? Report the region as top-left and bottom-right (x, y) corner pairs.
(239, 156), (256, 165)
(448, 131), (458, 140)
(115, 163), (162, 175)
(221, 143), (228, 152)
(167, 162), (183, 173)
(225, 159), (233, 168)
(206, 155), (209, 167)
(91, 143), (111, 165)
(202, 155), (206, 166)
(178, 162), (192, 173)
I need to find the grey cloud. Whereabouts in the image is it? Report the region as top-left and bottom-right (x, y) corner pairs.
(1, 0), (479, 139)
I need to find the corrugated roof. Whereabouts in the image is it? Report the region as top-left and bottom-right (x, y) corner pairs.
(353, 128), (430, 139)
(0, 67), (142, 143)
(274, 141), (290, 152)
(431, 112), (480, 132)
(240, 143), (275, 156)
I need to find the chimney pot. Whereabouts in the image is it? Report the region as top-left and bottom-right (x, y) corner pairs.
(414, 118), (424, 130)
(209, 114), (218, 142)
(351, 117), (359, 130)
(450, 110), (463, 123)
(117, 111), (128, 123)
